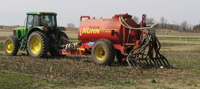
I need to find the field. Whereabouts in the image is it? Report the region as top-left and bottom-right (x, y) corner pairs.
(0, 28), (200, 89)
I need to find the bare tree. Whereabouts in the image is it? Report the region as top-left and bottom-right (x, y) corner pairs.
(67, 23), (75, 28)
(145, 17), (155, 24)
(132, 16), (139, 23)
(193, 24), (200, 30)
(181, 21), (188, 30)
(160, 17), (167, 28)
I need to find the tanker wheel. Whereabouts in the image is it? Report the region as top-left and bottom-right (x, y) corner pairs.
(4, 35), (20, 56)
(91, 39), (115, 65)
(27, 31), (49, 58)
(49, 32), (68, 56)
(116, 50), (127, 65)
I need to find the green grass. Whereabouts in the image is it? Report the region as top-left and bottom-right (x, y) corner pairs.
(0, 71), (42, 89)
(0, 71), (73, 89)
(110, 80), (134, 86)
(69, 37), (78, 41)
(0, 42), (4, 51)
(168, 57), (200, 69)
(151, 79), (156, 83)
(158, 37), (200, 41)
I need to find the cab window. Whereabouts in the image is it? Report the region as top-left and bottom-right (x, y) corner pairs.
(41, 15), (56, 27)
(27, 15), (34, 28)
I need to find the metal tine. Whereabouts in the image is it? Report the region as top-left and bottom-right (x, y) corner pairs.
(151, 58), (158, 67)
(144, 59), (151, 68)
(147, 59), (154, 68)
(157, 54), (166, 67)
(160, 54), (171, 67)
(156, 57), (162, 68)
(163, 55), (170, 67)
(153, 57), (158, 67)
(126, 58), (134, 69)
(158, 54), (168, 67)
(130, 60), (137, 67)
(142, 59), (148, 69)
(145, 51), (153, 68)
(155, 56), (163, 67)
(137, 58), (143, 68)
(135, 54), (141, 67)
(126, 56), (139, 69)
(140, 54), (148, 69)
(141, 54), (149, 69)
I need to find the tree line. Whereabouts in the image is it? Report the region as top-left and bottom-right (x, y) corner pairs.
(67, 16), (199, 31)
(133, 16), (196, 31)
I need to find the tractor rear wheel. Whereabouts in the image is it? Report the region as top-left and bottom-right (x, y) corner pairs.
(4, 35), (20, 56)
(59, 32), (69, 45)
(91, 39), (115, 65)
(27, 31), (49, 58)
(49, 32), (68, 56)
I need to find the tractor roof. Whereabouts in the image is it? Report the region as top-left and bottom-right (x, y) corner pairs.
(26, 12), (57, 15)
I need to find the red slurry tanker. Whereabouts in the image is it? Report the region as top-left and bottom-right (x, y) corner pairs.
(59, 13), (170, 68)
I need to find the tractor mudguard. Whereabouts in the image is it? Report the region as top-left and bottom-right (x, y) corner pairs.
(56, 27), (66, 31)
(26, 26), (48, 38)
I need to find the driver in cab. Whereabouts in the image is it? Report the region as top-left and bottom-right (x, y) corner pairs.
(41, 16), (50, 26)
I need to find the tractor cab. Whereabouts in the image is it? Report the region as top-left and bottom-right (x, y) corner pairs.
(26, 12), (57, 30)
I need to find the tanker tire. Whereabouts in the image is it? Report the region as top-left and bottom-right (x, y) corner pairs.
(50, 32), (68, 56)
(92, 39), (115, 65)
(116, 50), (127, 65)
(27, 31), (49, 58)
(4, 35), (20, 56)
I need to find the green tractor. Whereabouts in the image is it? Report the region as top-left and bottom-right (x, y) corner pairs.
(4, 12), (68, 57)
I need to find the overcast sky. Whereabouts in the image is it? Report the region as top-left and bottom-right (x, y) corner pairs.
(0, 0), (199, 27)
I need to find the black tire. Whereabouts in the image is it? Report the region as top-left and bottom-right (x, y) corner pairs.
(116, 50), (127, 65)
(4, 35), (20, 56)
(49, 32), (68, 56)
(27, 31), (49, 58)
(91, 39), (115, 65)
(59, 32), (69, 45)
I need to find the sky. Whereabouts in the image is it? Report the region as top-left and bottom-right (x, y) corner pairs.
(0, 0), (200, 27)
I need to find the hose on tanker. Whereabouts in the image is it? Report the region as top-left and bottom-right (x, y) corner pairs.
(126, 30), (170, 69)
(119, 16), (157, 30)
(149, 30), (170, 67)
(126, 34), (151, 67)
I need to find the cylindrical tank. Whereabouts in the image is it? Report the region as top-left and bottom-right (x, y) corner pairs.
(78, 14), (141, 44)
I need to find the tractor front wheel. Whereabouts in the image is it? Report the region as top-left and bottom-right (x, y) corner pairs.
(27, 31), (49, 58)
(91, 39), (115, 65)
(4, 35), (20, 56)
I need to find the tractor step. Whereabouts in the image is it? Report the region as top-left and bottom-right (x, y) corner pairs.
(20, 37), (27, 51)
